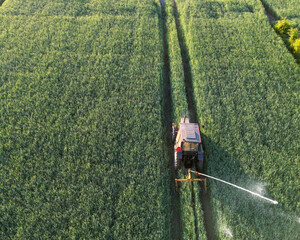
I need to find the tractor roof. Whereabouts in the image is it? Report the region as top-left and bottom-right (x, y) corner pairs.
(179, 123), (201, 143)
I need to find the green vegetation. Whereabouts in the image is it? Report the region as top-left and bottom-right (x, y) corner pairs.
(0, 0), (172, 239)
(176, 180), (206, 240)
(274, 18), (300, 57)
(166, 1), (187, 125)
(175, 0), (299, 239)
(274, 18), (294, 34)
(261, 0), (300, 26)
(288, 28), (299, 44)
(192, 182), (207, 239)
(261, 0), (300, 60)
(292, 38), (300, 53)
(0, 0), (140, 17)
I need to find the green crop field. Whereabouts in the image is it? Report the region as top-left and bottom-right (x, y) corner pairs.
(175, 0), (299, 239)
(0, 0), (173, 239)
(1, 0), (299, 239)
(261, 0), (300, 26)
(0, 0), (138, 17)
(260, 0), (300, 61)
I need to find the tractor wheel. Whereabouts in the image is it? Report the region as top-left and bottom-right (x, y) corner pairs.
(172, 132), (176, 142)
(172, 123), (177, 142)
(174, 151), (180, 170)
(196, 159), (203, 173)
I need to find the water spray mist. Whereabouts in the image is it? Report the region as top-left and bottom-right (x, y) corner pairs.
(191, 170), (278, 204)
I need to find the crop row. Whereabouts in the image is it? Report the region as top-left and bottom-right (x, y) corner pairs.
(166, 0), (187, 124)
(0, 0), (172, 239)
(0, 0), (141, 17)
(175, 0), (299, 239)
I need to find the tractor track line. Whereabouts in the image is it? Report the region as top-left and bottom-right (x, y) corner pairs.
(172, 0), (197, 123)
(159, 0), (183, 239)
(190, 185), (199, 240)
(259, 0), (299, 64)
(259, 0), (279, 24)
(172, 0), (216, 239)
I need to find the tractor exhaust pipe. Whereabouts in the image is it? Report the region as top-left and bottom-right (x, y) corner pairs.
(190, 170), (278, 204)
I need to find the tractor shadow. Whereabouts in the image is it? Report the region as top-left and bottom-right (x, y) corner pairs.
(201, 135), (298, 240)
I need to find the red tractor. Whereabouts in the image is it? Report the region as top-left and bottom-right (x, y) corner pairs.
(173, 117), (204, 172)
(172, 119), (278, 205)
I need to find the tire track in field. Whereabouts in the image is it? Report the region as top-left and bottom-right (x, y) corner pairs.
(259, 0), (278, 24)
(172, 0), (197, 123)
(159, 0), (183, 239)
(190, 184), (199, 240)
(259, 0), (299, 64)
(172, 0), (217, 239)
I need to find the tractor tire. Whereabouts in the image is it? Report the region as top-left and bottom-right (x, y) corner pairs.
(196, 159), (203, 173)
(174, 151), (180, 170)
(172, 123), (177, 143)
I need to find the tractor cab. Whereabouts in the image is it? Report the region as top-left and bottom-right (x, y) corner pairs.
(173, 118), (204, 172)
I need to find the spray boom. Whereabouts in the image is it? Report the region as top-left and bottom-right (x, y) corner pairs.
(182, 170), (278, 204)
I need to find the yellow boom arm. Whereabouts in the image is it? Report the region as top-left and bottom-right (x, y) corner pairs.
(175, 169), (206, 191)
